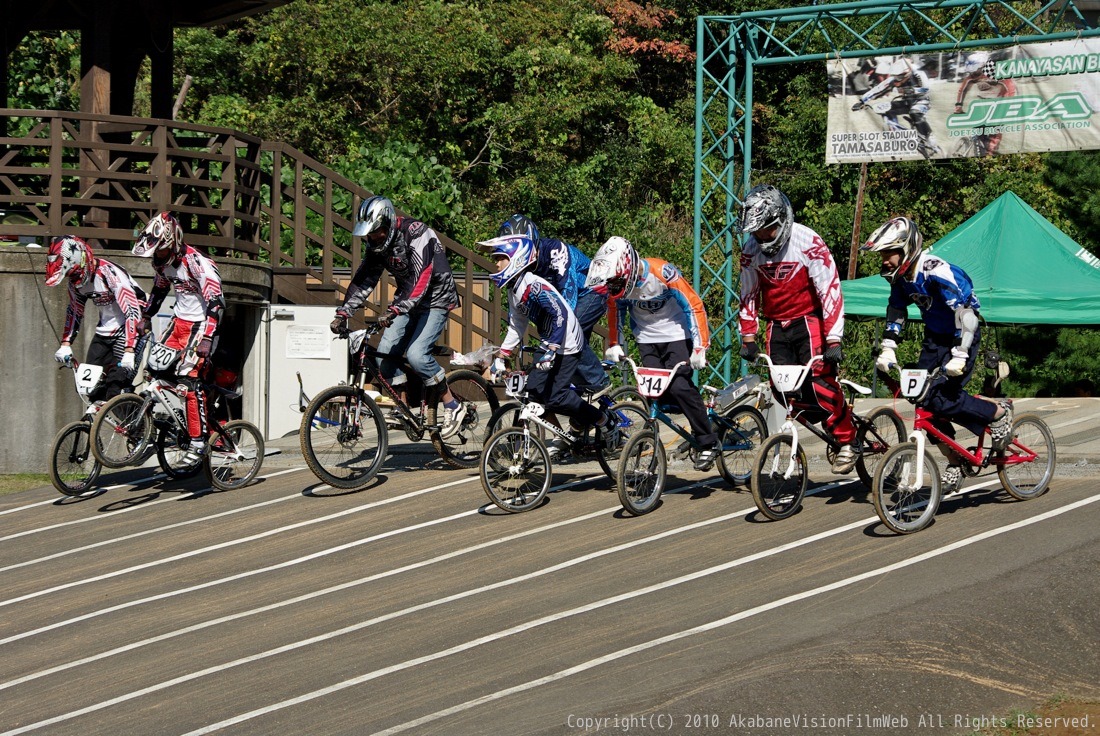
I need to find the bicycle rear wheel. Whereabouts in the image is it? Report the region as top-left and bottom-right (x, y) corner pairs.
(91, 393), (154, 468)
(430, 369), (499, 469)
(608, 385), (647, 410)
(49, 421), (101, 496)
(717, 406), (768, 486)
(855, 406), (906, 488)
(873, 442), (941, 534)
(300, 385), (388, 489)
(596, 401), (650, 482)
(156, 427), (203, 479)
(750, 433), (808, 520)
(205, 420), (265, 491)
(480, 428), (551, 512)
(997, 413), (1055, 500)
(616, 428), (666, 516)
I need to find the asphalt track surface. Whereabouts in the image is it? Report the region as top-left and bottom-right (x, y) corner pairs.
(2, 396), (1098, 736)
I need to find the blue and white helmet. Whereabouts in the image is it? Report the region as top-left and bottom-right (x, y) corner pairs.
(479, 235), (537, 289)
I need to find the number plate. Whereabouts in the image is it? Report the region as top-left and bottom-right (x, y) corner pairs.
(635, 367), (676, 398)
(767, 364), (810, 394)
(74, 364), (104, 395)
(505, 371), (528, 398)
(900, 368), (930, 398)
(147, 342), (180, 372)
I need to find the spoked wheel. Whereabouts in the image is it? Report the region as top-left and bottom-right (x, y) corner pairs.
(717, 406), (768, 486)
(156, 427), (203, 479)
(750, 433), (808, 520)
(595, 401), (650, 483)
(480, 428), (551, 512)
(616, 428), (666, 516)
(997, 413), (1056, 500)
(205, 420), (265, 491)
(855, 406), (906, 488)
(430, 369), (499, 469)
(49, 421), (101, 496)
(873, 442), (942, 534)
(608, 386), (647, 411)
(300, 385), (388, 489)
(90, 393), (154, 468)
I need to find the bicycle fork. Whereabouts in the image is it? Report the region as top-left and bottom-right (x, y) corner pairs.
(769, 419), (802, 480)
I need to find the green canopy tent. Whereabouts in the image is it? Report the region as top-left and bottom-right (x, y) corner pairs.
(842, 191), (1100, 326)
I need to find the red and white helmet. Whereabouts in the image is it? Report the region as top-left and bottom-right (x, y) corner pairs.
(861, 216), (924, 283)
(132, 212), (185, 266)
(585, 236), (641, 299)
(45, 236), (96, 288)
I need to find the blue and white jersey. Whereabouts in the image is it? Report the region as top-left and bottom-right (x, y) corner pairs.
(887, 251), (981, 337)
(533, 238), (591, 310)
(501, 271), (584, 356)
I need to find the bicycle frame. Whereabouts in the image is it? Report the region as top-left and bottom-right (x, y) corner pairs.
(897, 369), (1038, 488)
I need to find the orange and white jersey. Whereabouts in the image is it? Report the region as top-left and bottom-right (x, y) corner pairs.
(739, 222), (845, 343)
(608, 258), (710, 347)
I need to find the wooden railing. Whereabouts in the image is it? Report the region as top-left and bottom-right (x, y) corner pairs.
(0, 109), (504, 353)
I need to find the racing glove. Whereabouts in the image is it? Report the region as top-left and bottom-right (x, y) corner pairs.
(823, 342), (843, 366)
(690, 347), (707, 371)
(739, 341), (759, 362)
(330, 315), (348, 335)
(54, 345), (73, 364)
(535, 348), (558, 372)
(876, 339), (898, 373)
(119, 352), (136, 371)
(604, 345), (626, 363)
(944, 347), (969, 377)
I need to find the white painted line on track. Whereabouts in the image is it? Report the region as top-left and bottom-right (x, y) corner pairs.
(0, 465), (924, 736)
(0, 473), (477, 610)
(0, 473), (613, 646)
(0, 470), (307, 573)
(367, 492), (1100, 736)
(0, 499), (56, 516)
(0, 468), (304, 542)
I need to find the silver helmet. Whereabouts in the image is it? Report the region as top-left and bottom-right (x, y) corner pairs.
(738, 185), (794, 256)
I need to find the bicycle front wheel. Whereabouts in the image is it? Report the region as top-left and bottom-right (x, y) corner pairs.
(750, 433), (808, 520)
(300, 385), (388, 489)
(596, 401), (650, 482)
(717, 406), (768, 487)
(49, 421), (101, 496)
(430, 369), (499, 469)
(997, 413), (1056, 500)
(91, 393), (154, 468)
(616, 428), (666, 516)
(873, 442), (941, 534)
(855, 406), (906, 489)
(480, 428), (551, 512)
(608, 386), (647, 410)
(205, 420), (265, 491)
(156, 427), (203, 479)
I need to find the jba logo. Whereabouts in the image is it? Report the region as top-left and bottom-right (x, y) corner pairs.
(948, 92), (1093, 128)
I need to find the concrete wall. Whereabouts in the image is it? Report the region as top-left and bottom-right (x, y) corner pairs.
(0, 245), (271, 474)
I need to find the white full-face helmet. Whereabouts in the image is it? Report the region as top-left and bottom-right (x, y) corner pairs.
(585, 236), (642, 299)
(738, 185), (794, 256)
(861, 216), (924, 283)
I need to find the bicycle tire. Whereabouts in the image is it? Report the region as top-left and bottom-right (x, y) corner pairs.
(616, 429), (666, 516)
(49, 421), (101, 496)
(608, 386), (647, 410)
(300, 385), (388, 489)
(91, 393), (154, 468)
(997, 413), (1056, 500)
(750, 433), (808, 520)
(873, 441), (941, 534)
(595, 401), (650, 482)
(854, 406), (906, 489)
(716, 405), (768, 487)
(480, 428), (551, 512)
(156, 426), (203, 479)
(429, 369), (499, 469)
(205, 420), (265, 491)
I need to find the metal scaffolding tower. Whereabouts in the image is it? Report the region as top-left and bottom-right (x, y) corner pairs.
(694, 0), (1100, 380)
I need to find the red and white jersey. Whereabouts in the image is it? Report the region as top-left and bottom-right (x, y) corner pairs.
(738, 222), (845, 343)
(148, 246), (223, 335)
(63, 258), (146, 349)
